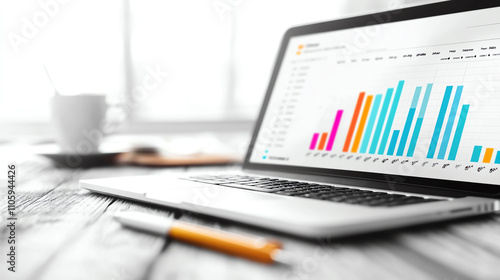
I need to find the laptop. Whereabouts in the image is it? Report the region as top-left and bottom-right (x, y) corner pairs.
(81, 1), (500, 238)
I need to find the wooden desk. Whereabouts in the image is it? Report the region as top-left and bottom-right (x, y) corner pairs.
(2, 157), (500, 280)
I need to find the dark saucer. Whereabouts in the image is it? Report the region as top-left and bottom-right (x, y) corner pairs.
(39, 151), (122, 168)
(36, 144), (124, 168)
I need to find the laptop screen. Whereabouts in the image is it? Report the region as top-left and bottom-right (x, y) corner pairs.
(249, 5), (500, 186)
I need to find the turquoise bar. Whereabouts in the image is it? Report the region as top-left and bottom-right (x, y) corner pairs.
(407, 118), (423, 157)
(397, 86), (422, 156)
(495, 151), (500, 164)
(378, 80), (404, 155)
(471, 145), (482, 162)
(438, 86), (464, 159)
(360, 94), (382, 153)
(387, 130), (400, 156)
(407, 83), (433, 157)
(369, 88), (394, 154)
(427, 86), (453, 159)
(447, 104), (469, 161)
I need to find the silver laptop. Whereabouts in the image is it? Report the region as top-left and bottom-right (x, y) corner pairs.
(81, 1), (500, 238)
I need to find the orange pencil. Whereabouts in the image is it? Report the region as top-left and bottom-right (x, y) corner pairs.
(113, 212), (292, 265)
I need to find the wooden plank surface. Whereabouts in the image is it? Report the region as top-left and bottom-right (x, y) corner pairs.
(1, 157), (500, 280)
(0, 157), (181, 280)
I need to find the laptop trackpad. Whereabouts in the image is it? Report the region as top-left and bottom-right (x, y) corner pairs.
(146, 185), (348, 226)
(147, 183), (278, 201)
(146, 184), (282, 209)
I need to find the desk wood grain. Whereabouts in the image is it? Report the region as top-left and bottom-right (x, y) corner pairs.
(1, 157), (500, 280)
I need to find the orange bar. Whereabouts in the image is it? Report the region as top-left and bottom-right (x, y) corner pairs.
(483, 148), (494, 163)
(170, 221), (282, 264)
(317, 132), (328, 150)
(351, 95), (374, 152)
(343, 92), (366, 152)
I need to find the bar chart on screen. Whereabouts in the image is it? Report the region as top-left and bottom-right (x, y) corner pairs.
(303, 72), (500, 175)
(251, 18), (500, 184)
(308, 80), (476, 158)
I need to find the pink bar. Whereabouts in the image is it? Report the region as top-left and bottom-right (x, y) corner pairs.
(326, 110), (344, 151)
(309, 133), (320, 150)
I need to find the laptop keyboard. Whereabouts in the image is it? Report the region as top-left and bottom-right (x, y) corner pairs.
(182, 175), (442, 207)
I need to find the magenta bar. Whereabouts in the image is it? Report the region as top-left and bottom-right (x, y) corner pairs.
(309, 133), (320, 150)
(326, 110), (344, 151)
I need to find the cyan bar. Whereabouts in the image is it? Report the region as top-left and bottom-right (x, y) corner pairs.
(396, 109), (415, 156)
(360, 94), (382, 153)
(410, 87), (421, 108)
(369, 88), (394, 154)
(448, 104), (469, 161)
(378, 80), (404, 155)
(418, 84), (433, 118)
(397, 86), (422, 156)
(438, 86), (464, 159)
(407, 118), (423, 157)
(427, 85), (453, 159)
(309, 133), (319, 150)
(471, 145), (482, 162)
(407, 83), (433, 157)
(495, 151), (500, 164)
(387, 130), (400, 156)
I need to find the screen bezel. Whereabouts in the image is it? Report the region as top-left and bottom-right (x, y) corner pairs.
(243, 0), (500, 197)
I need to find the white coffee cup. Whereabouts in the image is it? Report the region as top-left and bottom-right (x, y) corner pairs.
(51, 94), (107, 154)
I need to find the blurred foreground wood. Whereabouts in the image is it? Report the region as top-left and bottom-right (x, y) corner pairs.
(1, 156), (500, 280)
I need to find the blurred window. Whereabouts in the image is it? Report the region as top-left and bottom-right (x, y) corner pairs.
(0, 0), (441, 125)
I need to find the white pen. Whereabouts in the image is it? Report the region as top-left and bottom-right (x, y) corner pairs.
(113, 211), (293, 265)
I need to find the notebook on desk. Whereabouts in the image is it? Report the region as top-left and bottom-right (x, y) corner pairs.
(81, 1), (500, 238)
